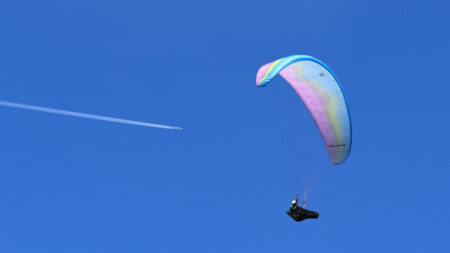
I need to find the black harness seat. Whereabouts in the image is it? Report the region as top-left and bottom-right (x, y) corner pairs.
(287, 206), (319, 222)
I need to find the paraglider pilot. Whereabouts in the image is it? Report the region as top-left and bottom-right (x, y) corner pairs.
(286, 195), (319, 222)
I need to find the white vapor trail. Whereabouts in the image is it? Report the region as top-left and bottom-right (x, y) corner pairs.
(0, 100), (182, 130)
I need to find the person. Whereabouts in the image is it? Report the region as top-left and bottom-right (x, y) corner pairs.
(286, 195), (319, 222)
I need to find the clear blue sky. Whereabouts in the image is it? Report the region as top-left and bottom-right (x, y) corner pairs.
(1, 0), (449, 252)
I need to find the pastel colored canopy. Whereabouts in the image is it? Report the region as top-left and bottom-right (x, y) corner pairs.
(256, 55), (352, 164)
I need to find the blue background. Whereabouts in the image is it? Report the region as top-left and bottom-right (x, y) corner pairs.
(1, 0), (449, 252)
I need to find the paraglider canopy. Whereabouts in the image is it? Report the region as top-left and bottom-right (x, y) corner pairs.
(256, 55), (352, 164)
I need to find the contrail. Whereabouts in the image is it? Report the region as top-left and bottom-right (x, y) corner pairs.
(0, 100), (182, 130)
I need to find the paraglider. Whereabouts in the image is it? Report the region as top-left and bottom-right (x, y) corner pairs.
(256, 55), (352, 222)
(286, 195), (319, 222)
